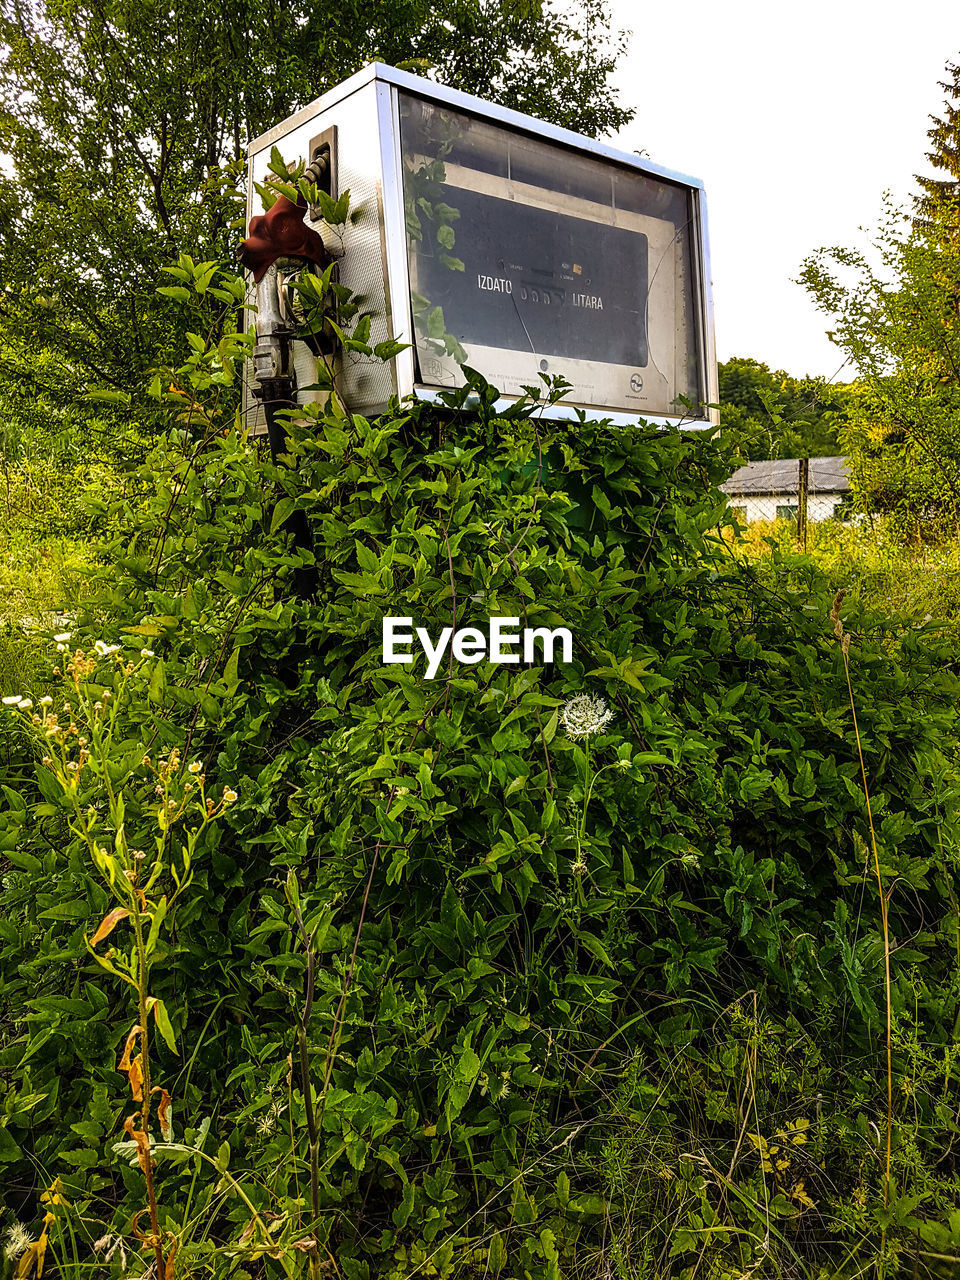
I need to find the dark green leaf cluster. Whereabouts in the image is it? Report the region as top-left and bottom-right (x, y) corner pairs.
(2, 362), (959, 1275)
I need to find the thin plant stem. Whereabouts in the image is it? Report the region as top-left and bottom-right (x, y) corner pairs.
(130, 892), (166, 1277)
(833, 593), (893, 1212)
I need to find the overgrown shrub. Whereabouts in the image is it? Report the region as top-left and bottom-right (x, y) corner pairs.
(2, 262), (960, 1280)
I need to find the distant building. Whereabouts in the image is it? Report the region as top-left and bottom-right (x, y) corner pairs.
(721, 456), (852, 524)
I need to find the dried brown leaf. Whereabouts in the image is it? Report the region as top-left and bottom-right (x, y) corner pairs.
(118, 1024), (143, 1072)
(129, 1053), (144, 1102)
(155, 1088), (172, 1141)
(124, 1115), (151, 1173)
(90, 907), (129, 947)
(163, 1237), (178, 1280)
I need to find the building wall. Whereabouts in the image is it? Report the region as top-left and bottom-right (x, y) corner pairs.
(727, 492), (847, 524)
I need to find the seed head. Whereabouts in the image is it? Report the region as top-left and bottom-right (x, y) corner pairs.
(561, 694), (614, 740)
(3, 1224), (34, 1260)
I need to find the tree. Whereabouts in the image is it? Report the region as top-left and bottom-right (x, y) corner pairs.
(800, 198), (960, 537)
(718, 356), (846, 462)
(0, 0), (630, 411)
(797, 55), (960, 536)
(915, 57), (960, 231)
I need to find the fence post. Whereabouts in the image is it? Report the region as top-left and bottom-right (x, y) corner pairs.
(798, 457), (809, 552)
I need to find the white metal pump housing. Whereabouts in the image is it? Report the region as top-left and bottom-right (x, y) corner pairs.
(245, 62), (718, 430)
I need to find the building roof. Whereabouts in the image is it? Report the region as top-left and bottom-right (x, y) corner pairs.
(721, 456), (851, 497)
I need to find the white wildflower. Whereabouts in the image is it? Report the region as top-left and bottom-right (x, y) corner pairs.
(561, 694), (614, 740)
(256, 1099), (285, 1137)
(53, 632), (71, 643)
(94, 641), (121, 657)
(17, 698), (33, 711)
(222, 787), (238, 805)
(39, 695), (53, 706)
(3, 1223), (34, 1260)
(2, 695), (20, 706)
(140, 649), (155, 658)
(93, 1234), (128, 1268)
(188, 761), (201, 774)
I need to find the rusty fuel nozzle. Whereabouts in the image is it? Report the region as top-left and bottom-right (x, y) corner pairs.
(237, 190), (329, 283)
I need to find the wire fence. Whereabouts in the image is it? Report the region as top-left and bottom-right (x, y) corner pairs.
(722, 458), (852, 539)
(726, 493), (852, 525)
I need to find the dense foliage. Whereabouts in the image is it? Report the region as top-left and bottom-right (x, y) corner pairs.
(717, 357), (847, 462)
(2, 260), (960, 1280)
(732, 514), (960, 649)
(801, 200), (960, 538)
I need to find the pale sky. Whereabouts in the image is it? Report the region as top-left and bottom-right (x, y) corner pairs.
(602, 0), (959, 379)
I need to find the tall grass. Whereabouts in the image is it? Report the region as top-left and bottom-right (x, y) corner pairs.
(729, 516), (960, 643)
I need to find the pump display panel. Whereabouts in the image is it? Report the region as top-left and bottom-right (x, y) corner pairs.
(399, 94), (704, 419)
